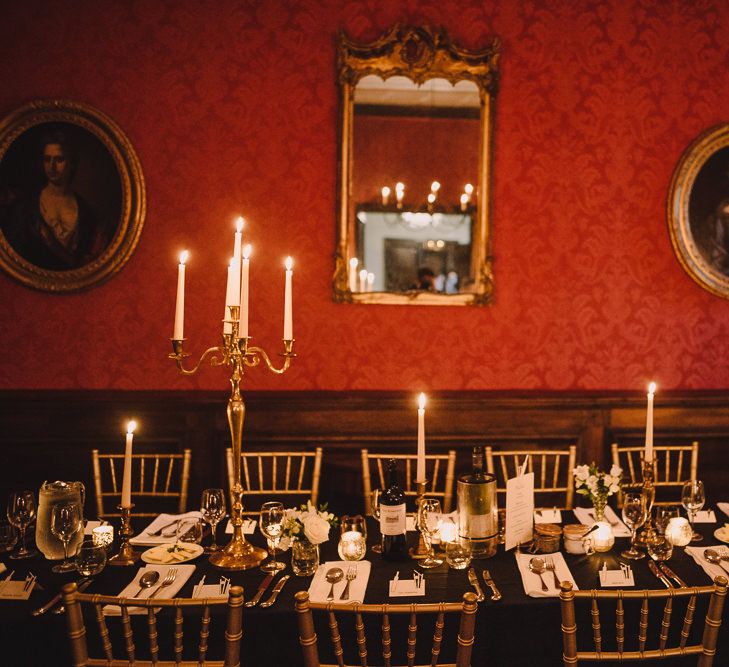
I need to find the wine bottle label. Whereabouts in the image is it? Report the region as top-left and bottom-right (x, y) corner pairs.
(379, 503), (406, 535)
(467, 513), (491, 538)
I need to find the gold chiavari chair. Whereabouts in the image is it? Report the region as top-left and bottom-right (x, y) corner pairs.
(92, 449), (191, 519)
(295, 590), (478, 667)
(611, 441), (699, 507)
(559, 576), (727, 665)
(485, 445), (577, 509)
(361, 449), (457, 516)
(225, 447), (323, 515)
(62, 581), (244, 667)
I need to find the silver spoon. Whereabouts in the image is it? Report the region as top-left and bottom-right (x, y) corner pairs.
(325, 567), (343, 600)
(528, 557), (549, 591)
(132, 570), (160, 598)
(703, 548), (729, 574)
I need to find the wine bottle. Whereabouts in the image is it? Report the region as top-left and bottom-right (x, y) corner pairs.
(379, 458), (408, 560)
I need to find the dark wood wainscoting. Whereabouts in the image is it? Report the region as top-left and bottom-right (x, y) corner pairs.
(1, 390), (728, 513)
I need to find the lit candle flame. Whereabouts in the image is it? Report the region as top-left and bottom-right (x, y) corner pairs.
(349, 257), (358, 269)
(179, 250), (189, 265)
(285, 256), (293, 271)
(430, 181), (441, 193)
(464, 183), (474, 195)
(382, 186), (391, 197)
(235, 216), (244, 232)
(648, 381), (656, 395)
(427, 193), (436, 204)
(243, 244), (251, 259)
(126, 420), (137, 435)
(418, 393), (426, 410)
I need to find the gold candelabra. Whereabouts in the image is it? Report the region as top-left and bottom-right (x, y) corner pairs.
(409, 480), (430, 560)
(169, 305), (295, 570)
(635, 457), (657, 547)
(108, 505), (140, 566)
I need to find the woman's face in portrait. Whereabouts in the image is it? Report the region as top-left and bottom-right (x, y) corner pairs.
(43, 142), (69, 186)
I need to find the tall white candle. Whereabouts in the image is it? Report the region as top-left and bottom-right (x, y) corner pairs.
(381, 186), (390, 206)
(367, 272), (374, 292)
(173, 251), (188, 340)
(284, 256), (293, 340)
(121, 420), (136, 509)
(239, 244), (251, 339)
(349, 258), (358, 292)
(233, 217), (243, 263)
(645, 382), (656, 462)
(359, 269), (367, 293)
(417, 393), (426, 481)
(223, 259), (236, 334)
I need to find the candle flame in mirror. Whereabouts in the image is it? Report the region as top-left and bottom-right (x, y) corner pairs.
(460, 193), (469, 204)
(430, 181), (441, 193)
(359, 268), (367, 280)
(427, 193), (436, 204)
(126, 420), (137, 435)
(349, 257), (358, 269)
(179, 250), (189, 265)
(243, 244), (251, 260)
(382, 186), (390, 196)
(648, 381), (656, 395)
(395, 182), (404, 192)
(285, 256), (293, 271)
(464, 183), (474, 195)
(235, 216), (244, 232)
(418, 393), (426, 410)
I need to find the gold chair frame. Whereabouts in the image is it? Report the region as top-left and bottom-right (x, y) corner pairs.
(225, 447), (323, 515)
(559, 576), (727, 665)
(295, 590), (478, 667)
(361, 449), (457, 515)
(485, 445), (577, 509)
(611, 441), (699, 507)
(62, 581), (244, 667)
(92, 449), (191, 518)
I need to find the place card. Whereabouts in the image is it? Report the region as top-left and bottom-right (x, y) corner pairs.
(225, 519), (257, 534)
(693, 510), (716, 523)
(0, 581), (35, 600)
(599, 567), (635, 587)
(505, 471), (534, 551)
(193, 584), (228, 599)
(534, 508), (562, 524)
(389, 573), (425, 597)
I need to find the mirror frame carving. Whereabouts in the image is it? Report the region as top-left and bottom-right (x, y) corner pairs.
(334, 25), (500, 305)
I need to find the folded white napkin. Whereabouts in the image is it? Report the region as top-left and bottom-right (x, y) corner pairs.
(225, 518), (257, 534)
(693, 510), (717, 523)
(104, 564), (196, 615)
(717, 503), (729, 519)
(130, 512), (203, 546)
(573, 506), (631, 537)
(515, 552), (578, 598)
(685, 545), (729, 582)
(84, 520), (102, 535)
(535, 508), (562, 524)
(308, 560), (371, 604)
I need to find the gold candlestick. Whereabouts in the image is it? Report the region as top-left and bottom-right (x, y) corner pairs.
(635, 457), (657, 547)
(169, 306), (295, 570)
(409, 480), (430, 560)
(109, 504), (140, 566)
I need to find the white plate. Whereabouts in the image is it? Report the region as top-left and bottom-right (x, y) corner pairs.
(713, 528), (729, 544)
(141, 543), (204, 564)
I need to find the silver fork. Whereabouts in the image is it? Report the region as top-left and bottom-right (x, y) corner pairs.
(545, 556), (561, 588)
(339, 566), (357, 600)
(149, 569), (178, 599)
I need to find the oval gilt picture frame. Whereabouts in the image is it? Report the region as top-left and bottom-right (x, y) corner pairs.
(0, 99), (145, 292)
(668, 123), (729, 300)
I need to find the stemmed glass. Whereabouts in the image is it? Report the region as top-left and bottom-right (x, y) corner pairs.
(370, 490), (382, 554)
(76, 540), (108, 577)
(7, 491), (38, 560)
(620, 492), (647, 560)
(259, 501), (286, 573)
(50, 501), (82, 572)
(200, 488), (226, 553)
(654, 506), (680, 536)
(418, 498), (444, 569)
(681, 480), (705, 543)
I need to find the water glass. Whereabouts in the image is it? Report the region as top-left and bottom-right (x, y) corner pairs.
(418, 499), (444, 569)
(681, 480), (705, 542)
(620, 492), (647, 560)
(655, 506), (680, 536)
(259, 501), (286, 573)
(176, 518), (203, 544)
(445, 536), (472, 569)
(200, 488), (226, 553)
(647, 535), (674, 562)
(76, 540), (107, 576)
(7, 490), (38, 559)
(50, 501), (82, 572)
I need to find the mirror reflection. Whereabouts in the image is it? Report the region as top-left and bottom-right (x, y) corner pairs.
(334, 26), (500, 305)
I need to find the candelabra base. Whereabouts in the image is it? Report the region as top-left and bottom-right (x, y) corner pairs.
(409, 480), (430, 561)
(209, 537), (267, 571)
(109, 504), (140, 566)
(108, 545), (141, 567)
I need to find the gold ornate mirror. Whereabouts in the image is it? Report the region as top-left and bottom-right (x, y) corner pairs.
(334, 25), (499, 305)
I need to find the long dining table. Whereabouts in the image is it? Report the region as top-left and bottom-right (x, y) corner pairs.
(1, 512), (728, 666)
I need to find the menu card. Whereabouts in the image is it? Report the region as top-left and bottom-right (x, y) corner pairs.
(505, 471), (534, 551)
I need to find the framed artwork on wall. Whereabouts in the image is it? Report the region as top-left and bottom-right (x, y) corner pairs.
(0, 99), (145, 292)
(668, 123), (729, 300)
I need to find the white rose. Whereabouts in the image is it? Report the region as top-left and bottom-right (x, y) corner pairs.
(302, 513), (330, 545)
(587, 475), (597, 488)
(574, 465), (590, 481)
(603, 475), (614, 488)
(278, 536), (291, 552)
(610, 465), (622, 478)
(609, 484), (619, 494)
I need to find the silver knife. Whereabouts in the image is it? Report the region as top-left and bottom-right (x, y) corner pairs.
(32, 578), (92, 616)
(260, 575), (290, 608)
(244, 574), (273, 607)
(659, 563), (687, 588)
(648, 561), (673, 588)
(481, 569), (502, 602)
(467, 568), (485, 602)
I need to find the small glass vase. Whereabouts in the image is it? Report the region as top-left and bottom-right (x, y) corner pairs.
(592, 496), (607, 522)
(291, 540), (319, 576)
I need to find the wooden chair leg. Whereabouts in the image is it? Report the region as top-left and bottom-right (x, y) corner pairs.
(698, 576), (728, 667)
(560, 581), (578, 666)
(62, 582), (89, 667)
(296, 591), (321, 667)
(455, 592), (478, 667)
(224, 585), (244, 667)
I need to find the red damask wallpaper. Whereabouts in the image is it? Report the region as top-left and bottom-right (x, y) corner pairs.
(0, 0), (728, 392)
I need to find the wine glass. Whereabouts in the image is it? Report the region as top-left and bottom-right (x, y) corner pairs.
(418, 498), (444, 569)
(259, 501), (286, 573)
(200, 488), (227, 553)
(681, 480), (705, 543)
(76, 540), (107, 576)
(620, 492), (647, 560)
(7, 490), (38, 560)
(647, 534), (674, 562)
(370, 490), (382, 554)
(176, 517), (203, 544)
(50, 501), (82, 572)
(654, 506), (680, 536)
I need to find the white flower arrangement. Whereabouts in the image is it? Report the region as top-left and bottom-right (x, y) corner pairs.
(278, 501), (338, 551)
(573, 462), (622, 506)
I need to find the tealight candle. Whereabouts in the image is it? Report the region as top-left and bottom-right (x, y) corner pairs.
(589, 521), (614, 553)
(438, 520), (457, 544)
(338, 530), (366, 561)
(666, 517), (692, 547)
(92, 525), (114, 550)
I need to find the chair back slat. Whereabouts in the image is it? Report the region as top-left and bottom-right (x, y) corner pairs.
(486, 446), (577, 509)
(361, 450), (457, 515)
(199, 604), (211, 662)
(108, 458), (118, 494)
(94, 602), (113, 660)
(163, 457), (172, 493)
(285, 455), (292, 490)
(680, 593), (697, 648)
(174, 606), (184, 661)
(638, 596), (649, 652)
(590, 596), (601, 653)
(431, 608), (445, 665)
(407, 610), (417, 666)
(257, 456), (264, 490)
(659, 596), (673, 650)
(148, 606), (159, 661)
(327, 609), (345, 666)
(151, 456), (159, 493)
(121, 606), (135, 661)
(355, 610), (367, 665)
(615, 595), (624, 653)
(382, 611), (392, 667)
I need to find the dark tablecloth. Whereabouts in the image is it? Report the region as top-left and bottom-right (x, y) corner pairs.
(1, 514), (727, 666)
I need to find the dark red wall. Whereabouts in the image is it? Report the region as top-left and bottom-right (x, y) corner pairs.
(1, 0), (728, 392)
